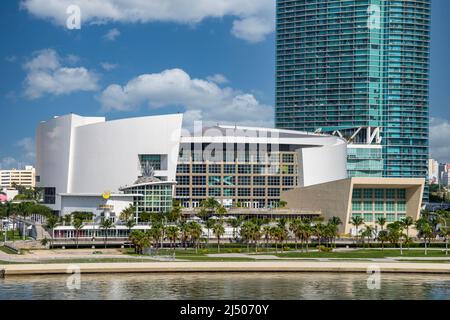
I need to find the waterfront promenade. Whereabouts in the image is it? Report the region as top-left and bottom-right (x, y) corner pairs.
(2, 260), (450, 277)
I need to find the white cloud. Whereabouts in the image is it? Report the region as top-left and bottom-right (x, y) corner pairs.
(103, 28), (120, 41)
(430, 117), (450, 163)
(100, 62), (118, 71)
(207, 74), (228, 84)
(16, 137), (35, 160)
(98, 68), (273, 127)
(0, 157), (17, 170)
(21, 0), (275, 43)
(23, 49), (99, 99)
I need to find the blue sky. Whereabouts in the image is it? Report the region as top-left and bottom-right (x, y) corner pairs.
(0, 0), (449, 168)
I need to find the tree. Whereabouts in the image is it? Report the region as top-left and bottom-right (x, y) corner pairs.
(212, 222), (225, 253)
(387, 221), (404, 255)
(350, 216), (364, 244)
(125, 219), (136, 237)
(228, 217), (243, 239)
(361, 226), (374, 248)
(378, 230), (389, 251)
(376, 217), (387, 231)
(205, 219), (216, 246)
(240, 221), (254, 253)
(73, 218), (83, 249)
(129, 230), (145, 254)
(46, 215), (58, 249)
(289, 219), (301, 250)
(416, 218), (433, 255)
(187, 221), (202, 253)
(120, 205), (135, 222)
(328, 216), (342, 248)
(400, 216), (414, 249)
(100, 218), (114, 248)
(262, 225), (272, 251)
(437, 210), (450, 256)
(278, 200), (287, 208)
(313, 223), (326, 246)
(165, 226), (179, 253)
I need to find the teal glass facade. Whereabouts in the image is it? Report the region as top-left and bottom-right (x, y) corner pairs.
(275, 0), (431, 185)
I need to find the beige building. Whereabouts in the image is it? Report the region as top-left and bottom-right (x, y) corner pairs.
(281, 177), (425, 235)
(0, 165), (36, 189)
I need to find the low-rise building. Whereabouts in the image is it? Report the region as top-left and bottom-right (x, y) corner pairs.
(0, 165), (35, 189)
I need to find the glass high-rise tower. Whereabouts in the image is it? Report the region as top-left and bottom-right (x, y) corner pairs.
(275, 0), (431, 187)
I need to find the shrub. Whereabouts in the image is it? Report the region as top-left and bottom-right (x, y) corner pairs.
(317, 245), (333, 252)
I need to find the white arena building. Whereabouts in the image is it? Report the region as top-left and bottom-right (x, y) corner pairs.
(36, 113), (347, 218)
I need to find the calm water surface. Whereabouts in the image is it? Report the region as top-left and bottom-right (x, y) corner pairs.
(1, 272), (449, 300)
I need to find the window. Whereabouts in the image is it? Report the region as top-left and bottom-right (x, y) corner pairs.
(352, 201), (361, 211)
(386, 214), (396, 222)
(268, 176), (280, 186)
(44, 187), (56, 204)
(253, 165), (265, 174)
(353, 189), (362, 198)
(238, 165), (252, 174)
(208, 188), (221, 197)
(386, 201), (395, 212)
(208, 176), (221, 186)
(363, 189), (373, 199)
(139, 154), (162, 170)
(363, 213), (373, 222)
(375, 201), (384, 212)
(238, 176), (251, 186)
(224, 165), (235, 174)
(223, 188), (235, 197)
(192, 176), (206, 186)
(282, 176), (295, 186)
(363, 201), (373, 211)
(268, 188), (280, 197)
(386, 189), (395, 199)
(175, 188), (189, 197)
(177, 176), (190, 185)
(192, 164), (206, 174)
(397, 189), (406, 199)
(375, 189), (384, 199)
(281, 165), (295, 174)
(208, 164), (221, 174)
(192, 188), (206, 197)
(253, 188), (266, 197)
(176, 164), (189, 173)
(253, 176), (266, 186)
(375, 213), (385, 221)
(282, 153), (295, 163)
(223, 176), (235, 186)
(238, 188), (251, 197)
(397, 201), (406, 212)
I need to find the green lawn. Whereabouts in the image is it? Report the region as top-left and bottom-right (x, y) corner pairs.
(269, 249), (450, 259)
(0, 230), (27, 241)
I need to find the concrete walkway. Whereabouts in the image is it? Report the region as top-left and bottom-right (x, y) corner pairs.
(2, 261), (450, 276)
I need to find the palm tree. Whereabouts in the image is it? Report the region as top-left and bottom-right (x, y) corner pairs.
(262, 225), (272, 251)
(188, 221), (202, 253)
(400, 216), (414, 249)
(300, 220), (313, 252)
(229, 217), (243, 239)
(165, 225), (179, 253)
(289, 219), (301, 250)
(377, 217), (387, 231)
(125, 219), (135, 236)
(387, 221), (404, 255)
(129, 230), (145, 254)
(328, 216), (342, 248)
(350, 216), (364, 244)
(73, 218), (83, 249)
(46, 215), (58, 249)
(313, 223), (326, 246)
(212, 222), (225, 253)
(205, 219), (215, 246)
(378, 230), (389, 251)
(416, 218), (433, 255)
(100, 218), (114, 248)
(215, 205), (227, 219)
(437, 211), (450, 256)
(362, 226), (374, 248)
(179, 222), (189, 250)
(120, 205), (135, 222)
(240, 221), (254, 253)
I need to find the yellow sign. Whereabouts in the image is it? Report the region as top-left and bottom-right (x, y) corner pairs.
(102, 191), (111, 200)
(99, 204), (114, 210)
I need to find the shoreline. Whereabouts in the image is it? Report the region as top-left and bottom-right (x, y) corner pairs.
(2, 261), (450, 277)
